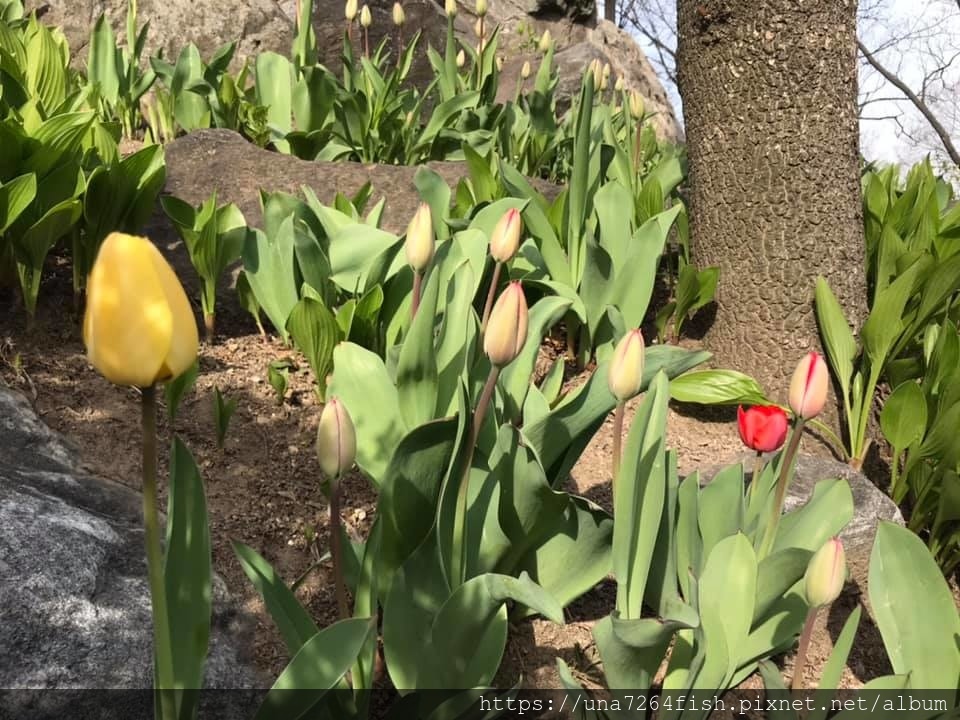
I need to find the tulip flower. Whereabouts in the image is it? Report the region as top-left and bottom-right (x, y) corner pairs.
(316, 397), (357, 620)
(629, 89), (645, 119)
(456, 48), (466, 67)
(789, 351), (829, 420)
(481, 209), (523, 332)
(445, 0), (457, 18)
(538, 30), (552, 53)
(792, 537), (847, 690)
(475, 0), (487, 16)
(588, 58), (603, 89)
(608, 329), (645, 403)
(316, 397), (357, 480)
(521, 60), (532, 79)
(737, 405), (789, 453)
(392, 1), (405, 25)
(405, 203), (434, 319)
(83, 231), (200, 715)
(608, 329), (645, 483)
(614, 75), (624, 92)
(489, 208), (522, 263)
(345, 0), (358, 20)
(84, 232), (199, 388)
(483, 281), (529, 367)
(804, 537), (846, 608)
(360, 4), (372, 26)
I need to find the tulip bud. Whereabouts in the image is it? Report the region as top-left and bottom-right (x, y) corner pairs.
(445, 0), (457, 17)
(392, 1), (405, 25)
(788, 351), (829, 420)
(614, 75), (624, 92)
(456, 48), (466, 67)
(484, 281), (529, 367)
(521, 60), (531, 79)
(404, 110), (415, 127)
(404, 202), (434, 273)
(588, 58), (603, 88)
(601, 62), (611, 88)
(538, 30), (552, 53)
(345, 0), (358, 21)
(489, 208), (522, 263)
(316, 397), (357, 479)
(474, 17), (483, 37)
(737, 405), (789, 453)
(628, 89), (644, 119)
(607, 329), (645, 402)
(83, 233), (199, 388)
(475, 0), (487, 16)
(360, 4), (372, 27)
(496, 56), (504, 72)
(804, 537), (846, 608)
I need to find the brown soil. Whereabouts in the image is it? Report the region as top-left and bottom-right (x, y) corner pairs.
(0, 230), (922, 698)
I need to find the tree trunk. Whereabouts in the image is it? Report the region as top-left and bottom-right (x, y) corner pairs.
(677, 0), (866, 426)
(604, 0), (615, 22)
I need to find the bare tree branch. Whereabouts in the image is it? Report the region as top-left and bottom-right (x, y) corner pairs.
(857, 38), (960, 167)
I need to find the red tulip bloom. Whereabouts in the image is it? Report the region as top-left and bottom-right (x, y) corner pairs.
(737, 405), (789, 453)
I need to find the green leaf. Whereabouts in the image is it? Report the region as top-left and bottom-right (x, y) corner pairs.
(805, 606), (862, 720)
(233, 541), (319, 655)
(286, 295), (338, 398)
(396, 267), (441, 427)
(669, 369), (769, 406)
(594, 614), (665, 692)
(0, 172), (36, 233)
(754, 547), (811, 623)
(773, 479), (853, 554)
(328, 223), (400, 292)
(254, 617), (374, 720)
(815, 276), (857, 404)
(698, 464), (744, 563)
(242, 223), (298, 342)
(880, 381), (927, 451)
(165, 360), (198, 422)
(613, 372), (669, 619)
(212, 387), (237, 448)
(869, 521), (960, 691)
(164, 438), (211, 692)
(328, 343), (406, 483)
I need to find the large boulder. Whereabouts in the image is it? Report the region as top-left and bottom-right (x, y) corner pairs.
(0, 386), (259, 689)
(27, 0), (293, 68)
(160, 129), (558, 234)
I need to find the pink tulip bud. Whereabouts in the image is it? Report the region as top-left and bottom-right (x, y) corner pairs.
(316, 397), (357, 479)
(804, 537), (846, 607)
(788, 351), (829, 420)
(489, 208), (523, 263)
(483, 281), (528, 367)
(404, 202), (434, 273)
(607, 329), (645, 402)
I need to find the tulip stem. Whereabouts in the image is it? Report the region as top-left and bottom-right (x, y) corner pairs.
(451, 365), (500, 587)
(759, 417), (806, 559)
(791, 606), (819, 691)
(329, 476), (349, 621)
(747, 450), (763, 508)
(203, 313), (215, 343)
(411, 270), (423, 320)
(612, 401), (625, 490)
(140, 385), (177, 720)
(480, 261), (502, 334)
(364, 26), (370, 57)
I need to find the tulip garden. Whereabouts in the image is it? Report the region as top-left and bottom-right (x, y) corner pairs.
(2, 0), (960, 717)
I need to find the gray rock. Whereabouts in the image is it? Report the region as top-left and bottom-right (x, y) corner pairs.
(160, 129), (560, 235)
(0, 386), (260, 689)
(29, 0), (293, 70)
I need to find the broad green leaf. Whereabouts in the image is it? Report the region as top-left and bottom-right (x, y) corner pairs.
(753, 547), (811, 623)
(869, 521), (960, 691)
(594, 614), (665, 691)
(0, 172), (36, 233)
(773, 479), (853, 554)
(254, 617), (374, 720)
(880, 381), (927, 450)
(164, 438), (211, 692)
(396, 266), (440, 427)
(242, 223), (298, 342)
(669, 369), (769, 406)
(233, 541), (319, 655)
(286, 295), (338, 398)
(328, 343), (406, 483)
(815, 276), (857, 403)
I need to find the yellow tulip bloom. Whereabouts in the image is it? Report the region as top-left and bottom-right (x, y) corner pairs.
(84, 232), (199, 387)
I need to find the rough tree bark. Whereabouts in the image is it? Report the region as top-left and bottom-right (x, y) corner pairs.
(677, 0), (867, 419)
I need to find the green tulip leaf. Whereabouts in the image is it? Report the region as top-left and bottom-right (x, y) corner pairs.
(669, 370), (770, 406)
(880, 381), (927, 451)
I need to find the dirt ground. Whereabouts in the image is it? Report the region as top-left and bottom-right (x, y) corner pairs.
(0, 231), (919, 702)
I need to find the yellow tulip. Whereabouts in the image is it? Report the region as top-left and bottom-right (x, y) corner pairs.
(84, 233), (198, 387)
(392, 2), (405, 26)
(538, 30), (552, 53)
(445, 0), (457, 17)
(608, 329), (645, 402)
(360, 4), (372, 27)
(345, 0), (358, 20)
(804, 537), (846, 607)
(404, 202), (435, 273)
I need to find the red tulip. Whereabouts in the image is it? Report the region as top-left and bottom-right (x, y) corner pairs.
(737, 405), (789, 453)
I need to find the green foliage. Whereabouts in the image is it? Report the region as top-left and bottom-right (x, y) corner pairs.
(161, 191), (245, 339)
(212, 386), (237, 448)
(165, 359), (198, 422)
